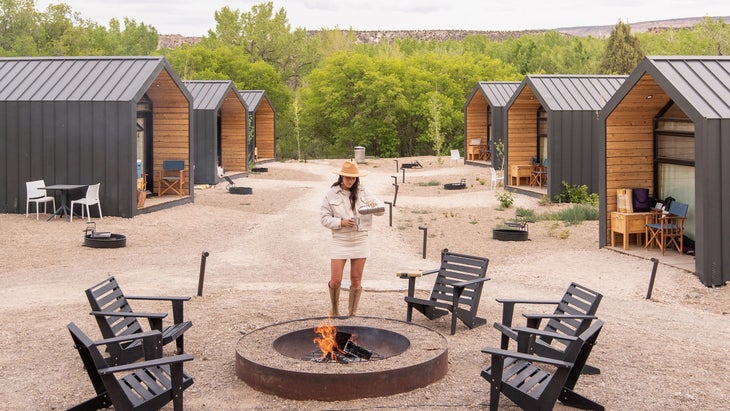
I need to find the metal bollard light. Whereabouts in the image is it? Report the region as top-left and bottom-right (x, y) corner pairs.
(384, 201), (393, 227)
(419, 225), (428, 259)
(402, 168), (406, 183)
(394, 159), (399, 173)
(197, 251), (210, 297)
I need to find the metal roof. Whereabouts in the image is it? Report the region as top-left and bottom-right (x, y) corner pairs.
(476, 81), (520, 107)
(0, 56), (169, 102)
(184, 80), (236, 110)
(239, 90), (268, 112)
(643, 56), (730, 119)
(518, 75), (627, 111)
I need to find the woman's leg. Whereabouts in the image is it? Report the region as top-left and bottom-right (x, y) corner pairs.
(328, 259), (346, 316)
(349, 258), (366, 288)
(348, 258), (367, 315)
(330, 259), (346, 288)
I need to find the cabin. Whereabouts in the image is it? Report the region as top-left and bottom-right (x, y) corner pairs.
(504, 75), (626, 197)
(598, 56), (730, 287)
(463, 81), (519, 167)
(0, 56), (193, 218)
(239, 90), (276, 162)
(185, 80), (248, 184)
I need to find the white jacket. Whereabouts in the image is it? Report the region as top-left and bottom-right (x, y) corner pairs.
(320, 185), (383, 232)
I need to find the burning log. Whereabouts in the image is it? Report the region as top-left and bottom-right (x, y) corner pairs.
(313, 319), (372, 363)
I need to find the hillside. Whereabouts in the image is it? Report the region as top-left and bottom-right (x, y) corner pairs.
(157, 16), (728, 49)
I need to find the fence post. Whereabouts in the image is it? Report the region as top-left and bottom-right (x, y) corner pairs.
(384, 201), (393, 227)
(646, 257), (659, 299)
(419, 226), (428, 259)
(197, 251), (210, 297)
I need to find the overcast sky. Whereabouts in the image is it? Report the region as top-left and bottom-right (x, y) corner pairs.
(36, 0), (729, 36)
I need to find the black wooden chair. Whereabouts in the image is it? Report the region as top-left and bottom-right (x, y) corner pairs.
(493, 282), (602, 364)
(67, 322), (194, 411)
(481, 320), (605, 411)
(402, 249), (490, 334)
(85, 276), (192, 366)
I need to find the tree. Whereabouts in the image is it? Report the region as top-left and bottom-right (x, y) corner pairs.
(598, 20), (644, 74)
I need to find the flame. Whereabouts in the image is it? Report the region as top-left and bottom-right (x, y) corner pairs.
(313, 317), (343, 361)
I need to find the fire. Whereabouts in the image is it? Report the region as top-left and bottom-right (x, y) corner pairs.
(313, 317), (343, 361)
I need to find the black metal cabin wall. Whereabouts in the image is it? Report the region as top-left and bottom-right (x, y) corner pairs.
(695, 119), (729, 286)
(1, 100), (136, 218)
(193, 108), (217, 185)
(548, 111), (598, 197)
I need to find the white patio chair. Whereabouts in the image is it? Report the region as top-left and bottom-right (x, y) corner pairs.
(70, 183), (102, 222)
(26, 179), (56, 220)
(490, 168), (504, 190)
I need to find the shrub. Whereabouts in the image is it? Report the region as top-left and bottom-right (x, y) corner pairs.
(495, 190), (514, 209)
(554, 181), (599, 206)
(515, 207), (536, 223)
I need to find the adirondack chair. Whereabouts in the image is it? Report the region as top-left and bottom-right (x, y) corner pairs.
(402, 249), (490, 334)
(481, 320), (605, 411)
(493, 282), (602, 362)
(85, 276), (192, 366)
(67, 322), (194, 411)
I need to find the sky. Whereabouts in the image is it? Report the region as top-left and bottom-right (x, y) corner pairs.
(36, 0), (729, 37)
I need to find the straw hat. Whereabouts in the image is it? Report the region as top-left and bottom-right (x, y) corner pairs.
(333, 160), (368, 177)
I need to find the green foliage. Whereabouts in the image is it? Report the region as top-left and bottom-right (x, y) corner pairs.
(598, 20), (644, 74)
(537, 204), (599, 225)
(515, 207), (537, 223)
(495, 190), (514, 209)
(548, 222), (571, 239)
(554, 181), (599, 206)
(538, 194), (551, 206)
(418, 180), (440, 187)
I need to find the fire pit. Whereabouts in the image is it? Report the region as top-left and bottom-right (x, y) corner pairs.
(236, 316), (448, 401)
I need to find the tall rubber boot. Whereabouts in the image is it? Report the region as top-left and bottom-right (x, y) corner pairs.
(328, 284), (340, 317)
(348, 287), (363, 316)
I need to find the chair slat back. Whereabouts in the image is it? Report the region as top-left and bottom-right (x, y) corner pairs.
(86, 277), (145, 339)
(430, 251), (489, 313)
(668, 201), (688, 218)
(68, 322), (109, 397)
(541, 283), (602, 346)
(163, 160), (185, 172)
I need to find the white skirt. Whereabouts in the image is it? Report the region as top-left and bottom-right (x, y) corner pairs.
(330, 230), (370, 259)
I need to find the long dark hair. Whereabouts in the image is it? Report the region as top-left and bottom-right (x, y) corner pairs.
(332, 176), (360, 211)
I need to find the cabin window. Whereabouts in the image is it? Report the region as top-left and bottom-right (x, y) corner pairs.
(537, 106), (547, 163)
(654, 103), (695, 239)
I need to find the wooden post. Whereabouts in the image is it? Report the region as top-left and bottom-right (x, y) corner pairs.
(384, 201), (393, 227)
(646, 257), (659, 299)
(419, 226), (428, 259)
(197, 251), (210, 297)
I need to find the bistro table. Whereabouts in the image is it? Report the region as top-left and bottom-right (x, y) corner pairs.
(42, 184), (87, 221)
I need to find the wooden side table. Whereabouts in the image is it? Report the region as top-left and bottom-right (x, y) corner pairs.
(611, 211), (653, 250)
(510, 164), (533, 186)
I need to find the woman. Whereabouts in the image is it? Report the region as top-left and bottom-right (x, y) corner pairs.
(320, 160), (383, 317)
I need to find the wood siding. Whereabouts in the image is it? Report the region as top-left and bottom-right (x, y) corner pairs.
(220, 89), (248, 173)
(604, 74), (668, 241)
(465, 92), (488, 153)
(506, 87), (540, 178)
(146, 70), (191, 195)
(255, 98), (275, 159)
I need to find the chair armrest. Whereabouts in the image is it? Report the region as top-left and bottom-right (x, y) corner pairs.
(90, 310), (167, 320)
(495, 299), (561, 328)
(93, 330), (162, 347)
(125, 295), (189, 324)
(513, 326), (579, 343)
(98, 354), (194, 375)
(125, 295), (191, 302)
(421, 268), (439, 276)
(480, 347), (573, 368)
(453, 277), (491, 289)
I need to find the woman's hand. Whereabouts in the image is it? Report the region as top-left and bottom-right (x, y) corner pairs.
(341, 218), (356, 228)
